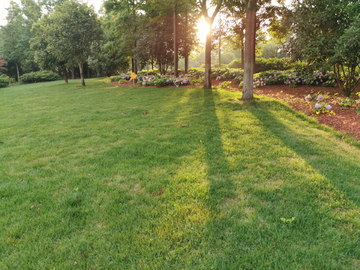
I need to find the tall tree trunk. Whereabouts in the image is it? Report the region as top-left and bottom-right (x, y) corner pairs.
(241, 47), (244, 69)
(72, 64), (75, 79)
(204, 18), (212, 88)
(184, 12), (189, 74)
(79, 62), (85, 87)
(241, 0), (256, 100)
(132, 58), (137, 73)
(16, 62), (20, 84)
(253, 13), (256, 72)
(62, 66), (68, 84)
(219, 35), (221, 68)
(174, 5), (179, 77)
(219, 13), (221, 68)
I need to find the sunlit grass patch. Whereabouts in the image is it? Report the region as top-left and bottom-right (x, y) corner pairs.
(1, 79), (360, 269)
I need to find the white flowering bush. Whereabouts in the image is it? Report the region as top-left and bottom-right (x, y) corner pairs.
(211, 68), (243, 79)
(136, 75), (191, 87)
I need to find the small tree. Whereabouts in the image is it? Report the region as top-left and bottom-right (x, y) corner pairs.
(41, 0), (104, 86)
(197, 0), (223, 88)
(286, 0), (360, 97)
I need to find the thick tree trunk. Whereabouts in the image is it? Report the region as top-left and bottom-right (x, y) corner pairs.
(79, 62), (85, 87)
(253, 13), (257, 72)
(62, 66), (68, 84)
(16, 62), (20, 84)
(204, 20), (212, 88)
(184, 13), (189, 74)
(174, 5), (179, 77)
(72, 64), (75, 79)
(241, 48), (244, 69)
(219, 36), (221, 68)
(132, 58), (137, 74)
(241, 0), (256, 100)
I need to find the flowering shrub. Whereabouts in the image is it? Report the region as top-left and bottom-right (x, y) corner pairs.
(305, 94), (335, 115)
(312, 102), (335, 115)
(233, 75), (243, 84)
(219, 81), (232, 88)
(254, 70), (292, 86)
(136, 75), (191, 87)
(316, 95), (325, 101)
(337, 98), (357, 107)
(188, 68), (203, 77)
(302, 71), (336, 86)
(138, 70), (158, 76)
(211, 68), (243, 79)
(305, 94), (313, 102)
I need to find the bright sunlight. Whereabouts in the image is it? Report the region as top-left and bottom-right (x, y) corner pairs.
(196, 18), (210, 43)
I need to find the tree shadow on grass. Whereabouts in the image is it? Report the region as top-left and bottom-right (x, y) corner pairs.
(200, 92), (360, 269)
(4, 86), (360, 269)
(248, 99), (360, 207)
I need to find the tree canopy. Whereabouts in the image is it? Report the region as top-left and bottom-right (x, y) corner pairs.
(286, 0), (360, 96)
(33, 0), (104, 86)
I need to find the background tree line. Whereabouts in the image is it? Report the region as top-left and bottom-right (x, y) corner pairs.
(2, 0), (360, 98)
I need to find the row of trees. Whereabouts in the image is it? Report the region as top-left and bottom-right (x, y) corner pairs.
(0, 0), (287, 98)
(1, 0), (360, 98)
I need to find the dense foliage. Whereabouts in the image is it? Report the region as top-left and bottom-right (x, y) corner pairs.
(286, 0), (360, 96)
(0, 74), (9, 88)
(19, 70), (61, 83)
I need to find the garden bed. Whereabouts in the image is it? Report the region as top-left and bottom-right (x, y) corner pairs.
(110, 79), (360, 141)
(252, 84), (360, 141)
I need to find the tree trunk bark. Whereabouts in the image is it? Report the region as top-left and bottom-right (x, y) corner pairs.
(204, 18), (212, 88)
(174, 5), (179, 77)
(184, 13), (189, 74)
(72, 64), (75, 79)
(16, 62), (20, 84)
(253, 12), (257, 72)
(79, 62), (85, 87)
(133, 58), (137, 73)
(241, 48), (244, 69)
(219, 35), (221, 68)
(62, 66), (68, 84)
(241, 0), (256, 100)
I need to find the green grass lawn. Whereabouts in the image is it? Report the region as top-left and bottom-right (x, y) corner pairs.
(1, 78), (360, 269)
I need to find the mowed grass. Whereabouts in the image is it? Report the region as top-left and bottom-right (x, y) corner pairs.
(1, 78), (360, 269)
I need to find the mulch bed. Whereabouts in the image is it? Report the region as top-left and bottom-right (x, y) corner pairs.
(110, 79), (360, 141)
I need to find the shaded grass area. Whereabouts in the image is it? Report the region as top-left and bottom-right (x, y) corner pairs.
(1, 79), (360, 269)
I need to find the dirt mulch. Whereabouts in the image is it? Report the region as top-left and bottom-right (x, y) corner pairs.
(251, 84), (360, 141)
(110, 79), (360, 141)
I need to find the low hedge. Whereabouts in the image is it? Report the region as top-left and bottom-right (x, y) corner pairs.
(0, 74), (9, 88)
(19, 70), (61, 84)
(228, 58), (304, 72)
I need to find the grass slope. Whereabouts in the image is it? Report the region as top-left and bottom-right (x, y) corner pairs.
(1, 79), (360, 269)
